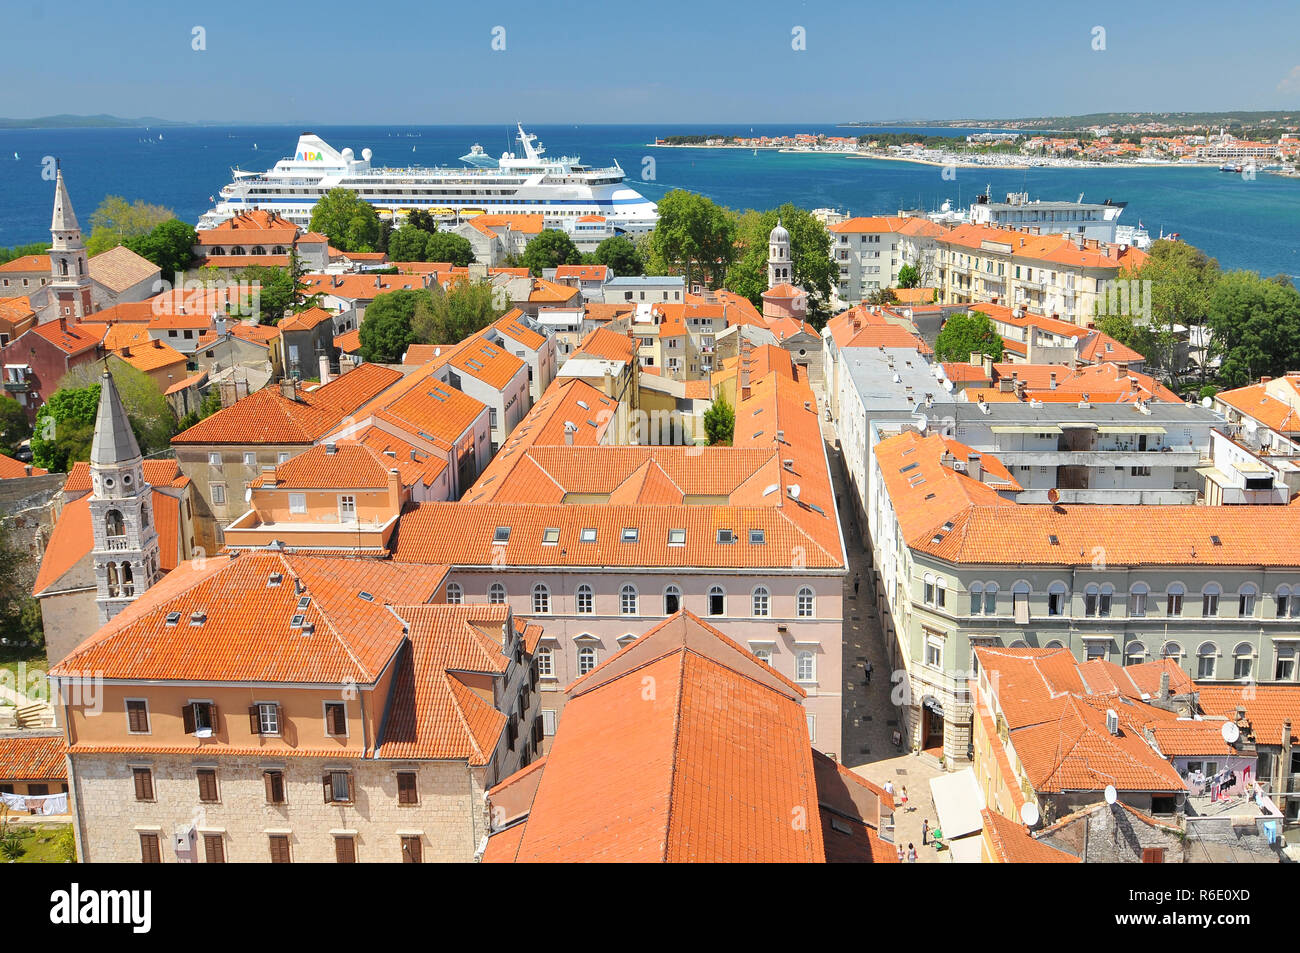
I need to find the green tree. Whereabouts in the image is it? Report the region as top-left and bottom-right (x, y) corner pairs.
(1206, 270), (1300, 388)
(386, 225), (430, 262)
(703, 395), (735, 446)
(897, 263), (920, 289)
(521, 230), (581, 276)
(1095, 313), (1156, 364)
(724, 204), (836, 325)
(0, 396), (31, 456)
(1130, 239), (1220, 384)
(424, 232), (475, 267)
(0, 242), (51, 266)
(58, 357), (177, 456)
(308, 188), (382, 253)
(0, 525), (43, 645)
(235, 257), (318, 323)
(405, 210), (439, 234)
(31, 385), (99, 472)
(124, 218), (196, 278)
(410, 283), (507, 346)
(589, 235), (644, 276)
(177, 387), (223, 433)
(935, 311), (1004, 364)
(359, 289), (422, 362)
(85, 195), (174, 257)
(646, 190), (736, 290)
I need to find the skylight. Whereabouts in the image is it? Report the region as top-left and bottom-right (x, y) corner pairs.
(358, 591), (374, 602)
(164, 611), (181, 626)
(493, 526), (511, 543)
(580, 528), (597, 542)
(668, 528), (686, 545)
(749, 529), (766, 544)
(717, 529), (736, 544)
(621, 527), (639, 542)
(542, 528), (560, 545)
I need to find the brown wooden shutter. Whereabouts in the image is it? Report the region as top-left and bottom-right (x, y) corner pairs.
(204, 834), (224, 863)
(127, 701), (147, 733)
(249, 706), (262, 734)
(264, 770), (284, 804)
(140, 832), (160, 864)
(182, 703), (196, 734)
(208, 702), (219, 731)
(269, 835), (290, 863)
(323, 773), (334, 803)
(133, 768), (153, 801)
(335, 836), (356, 863)
(397, 772), (417, 805)
(329, 703), (346, 736)
(197, 769), (217, 802)
(1142, 847), (1165, 863)
(401, 835), (422, 863)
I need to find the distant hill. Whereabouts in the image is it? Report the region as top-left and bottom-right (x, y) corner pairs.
(845, 110), (1300, 132)
(0, 114), (192, 129)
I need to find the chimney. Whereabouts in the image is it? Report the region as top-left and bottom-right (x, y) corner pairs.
(153, 339), (162, 349)
(121, 346), (131, 358)
(279, 378), (297, 400)
(969, 351), (982, 366)
(967, 453), (982, 482)
(325, 443), (337, 455)
(58, 316), (67, 332)
(1158, 670), (1171, 702)
(318, 354), (331, 385)
(982, 353), (993, 378)
(1049, 371), (1057, 390)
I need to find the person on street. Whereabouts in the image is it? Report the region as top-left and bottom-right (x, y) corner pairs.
(921, 819), (929, 845)
(864, 659), (873, 684)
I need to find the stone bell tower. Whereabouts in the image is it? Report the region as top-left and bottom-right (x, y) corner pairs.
(49, 163), (94, 320)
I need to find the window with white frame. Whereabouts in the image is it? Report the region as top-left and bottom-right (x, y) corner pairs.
(1085, 640), (1108, 661)
(288, 493), (306, 514)
(1012, 582), (1030, 624)
(1276, 644), (1296, 681)
(982, 582), (998, 615)
(924, 633), (943, 669)
(207, 452), (222, 466)
(620, 584), (638, 616)
(752, 586), (770, 617)
(1098, 584), (1113, 617)
(577, 646), (597, 676)
(753, 647), (772, 665)
(797, 586), (815, 618)
(532, 583), (550, 614)
(970, 582), (984, 615)
(934, 576), (946, 609)
(663, 585), (681, 615)
(1239, 584), (1258, 617)
(923, 573), (936, 606)
(1084, 583), (1100, 617)
(536, 645), (554, 678)
(1277, 585), (1298, 618)
(445, 582), (462, 605)
(1047, 582), (1067, 617)
(1197, 642), (1217, 679)
(1130, 583), (1149, 617)
(1162, 640), (1183, 661)
(708, 586), (725, 616)
(211, 483), (226, 505)
(795, 650), (816, 682)
(243, 452), (256, 467)
(1233, 643), (1254, 680)
(576, 584), (593, 614)
(489, 582), (506, 605)
(1124, 640), (1147, 666)
(1166, 583), (1185, 617)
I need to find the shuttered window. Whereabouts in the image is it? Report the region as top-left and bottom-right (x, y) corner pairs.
(126, 700), (149, 733)
(249, 703), (280, 735)
(322, 771), (352, 804)
(264, 770), (285, 805)
(396, 772), (418, 805)
(196, 768), (218, 803)
(324, 702), (347, 736)
(268, 835), (291, 863)
(132, 767), (154, 801)
(203, 834), (225, 864)
(334, 836), (356, 863)
(1141, 847), (1165, 863)
(401, 835), (422, 863)
(139, 832), (161, 864)
(182, 701), (217, 735)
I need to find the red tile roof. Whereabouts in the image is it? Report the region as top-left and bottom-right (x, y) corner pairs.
(1198, 685), (1300, 746)
(981, 809), (1078, 863)
(0, 734), (66, 781)
(0, 455), (46, 479)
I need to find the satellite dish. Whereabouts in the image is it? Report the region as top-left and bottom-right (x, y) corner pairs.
(1020, 802), (1040, 827)
(1221, 721), (1241, 744)
(914, 415), (928, 432)
(1104, 785), (1118, 805)
(943, 379), (954, 392)
(1046, 488), (1060, 504)
(1201, 396), (1213, 408)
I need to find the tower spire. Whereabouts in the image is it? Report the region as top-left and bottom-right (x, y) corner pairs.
(48, 165), (93, 319)
(91, 370), (143, 467)
(51, 167), (81, 236)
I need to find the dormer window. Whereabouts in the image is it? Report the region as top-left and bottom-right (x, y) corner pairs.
(621, 528), (638, 542)
(717, 529), (735, 544)
(493, 526), (511, 544)
(580, 528), (597, 543)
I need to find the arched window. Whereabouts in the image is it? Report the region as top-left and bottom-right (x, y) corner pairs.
(577, 646), (597, 676)
(104, 509), (125, 538)
(1276, 585), (1298, 618)
(1238, 584), (1258, 617)
(1162, 640), (1182, 660)
(1124, 640), (1147, 665)
(1009, 639), (1029, 649)
(753, 648), (772, 665)
(1197, 642), (1217, 679)
(536, 645), (553, 678)
(576, 584), (594, 614)
(1047, 581), (1068, 617)
(797, 586), (815, 618)
(488, 582), (506, 605)
(1233, 642), (1255, 680)
(1012, 581), (1030, 623)
(60, 259), (68, 276)
(106, 562), (120, 598)
(752, 586), (770, 617)
(445, 582), (462, 605)
(619, 584), (638, 616)
(1084, 583), (1100, 617)
(708, 586), (725, 616)
(1166, 583), (1185, 617)
(934, 576), (946, 609)
(1098, 583), (1113, 617)
(970, 582), (984, 615)
(1130, 582), (1149, 618)
(1202, 583), (1221, 617)
(923, 573), (936, 605)
(663, 585), (681, 616)
(532, 583), (550, 615)
(983, 582), (998, 616)
(1045, 640), (1065, 649)
(120, 562), (134, 597)
(795, 650), (815, 682)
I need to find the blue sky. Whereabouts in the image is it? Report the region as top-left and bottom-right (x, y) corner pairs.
(4, 0), (1299, 124)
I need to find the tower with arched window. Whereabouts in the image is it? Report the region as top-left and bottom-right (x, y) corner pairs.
(48, 164), (94, 319)
(89, 371), (161, 623)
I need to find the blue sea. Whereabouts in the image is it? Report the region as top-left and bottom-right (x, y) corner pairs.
(1, 123), (1298, 279)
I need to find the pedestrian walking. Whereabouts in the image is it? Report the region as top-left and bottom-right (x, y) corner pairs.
(853, 574), (860, 596)
(907, 843), (917, 863)
(896, 844), (905, 863)
(864, 659), (873, 684)
(921, 819), (929, 845)
(899, 786), (909, 811)
(883, 780), (894, 798)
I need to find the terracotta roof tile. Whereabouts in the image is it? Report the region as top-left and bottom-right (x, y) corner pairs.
(0, 734), (66, 781)
(981, 809), (1078, 863)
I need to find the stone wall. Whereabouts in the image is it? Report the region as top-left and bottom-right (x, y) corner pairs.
(1036, 803), (1184, 863)
(71, 752), (487, 863)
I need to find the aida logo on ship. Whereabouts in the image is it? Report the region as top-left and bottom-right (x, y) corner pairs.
(295, 150), (326, 161)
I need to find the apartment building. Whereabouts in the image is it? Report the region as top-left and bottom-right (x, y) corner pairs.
(828, 216), (946, 309)
(192, 209), (330, 272)
(50, 552), (544, 863)
(1213, 372), (1300, 454)
(968, 302), (1144, 368)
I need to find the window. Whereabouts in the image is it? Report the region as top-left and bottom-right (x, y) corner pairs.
(1197, 643), (1217, 679)
(925, 633), (943, 669)
(620, 584), (638, 615)
(132, 767), (154, 802)
(667, 528), (686, 546)
(493, 526), (511, 544)
(1202, 584), (1221, 617)
(970, 582), (984, 615)
(324, 702), (347, 737)
(182, 701), (216, 736)
(1084, 584), (1099, 617)
(140, 832), (161, 864)
(335, 835), (357, 863)
(1276, 645), (1296, 681)
(489, 582), (506, 605)
(269, 835), (291, 863)
(1098, 585), (1113, 617)
(211, 483), (226, 505)
(338, 494), (356, 521)
(278, 452), (291, 465)
(983, 583), (998, 616)
(1276, 586), (1297, 618)
(1086, 641), (1108, 661)
(1162, 641), (1183, 661)
(923, 573), (935, 605)
(580, 528), (597, 543)
(288, 492), (306, 514)
(578, 646), (597, 676)
(532, 583), (550, 614)
(753, 648), (772, 665)
(264, 770), (285, 805)
(1124, 641), (1147, 666)
(542, 527), (560, 545)
(1047, 582), (1067, 617)
(251, 702), (280, 735)
(197, 768), (219, 803)
(752, 586), (770, 617)
(323, 770), (353, 804)
(445, 582), (463, 605)
(243, 452), (256, 467)
(1013, 582), (1030, 624)
(796, 650), (816, 682)
(401, 835), (422, 863)
(1234, 643), (1255, 680)
(576, 584), (593, 614)
(126, 699), (150, 734)
(1166, 583), (1185, 617)
(797, 586), (815, 618)
(621, 527), (638, 542)
(1141, 847), (1165, 863)
(708, 586), (725, 616)
(664, 585), (681, 615)
(397, 772), (419, 805)
(1239, 584), (1258, 617)
(203, 834), (225, 864)
(536, 645), (554, 678)
(1130, 583), (1149, 618)
(207, 452), (222, 466)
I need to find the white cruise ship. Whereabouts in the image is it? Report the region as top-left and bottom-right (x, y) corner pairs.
(197, 124), (659, 236)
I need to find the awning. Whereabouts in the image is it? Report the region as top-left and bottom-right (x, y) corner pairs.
(991, 424), (1062, 434)
(1196, 465), (1231, 486)
(949, 836), (985, 864)
(1096, 425), (1167, 434)
(928, 768), (986, 841)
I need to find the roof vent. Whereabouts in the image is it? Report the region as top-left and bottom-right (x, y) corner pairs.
(267, 573), (284, 587)
(1105, 709), (1120, 736)
(358, 591), (375, 602)
(164, 611), (181, 626)
(189, 611), (207, 626)
(787, 484), (801, 501)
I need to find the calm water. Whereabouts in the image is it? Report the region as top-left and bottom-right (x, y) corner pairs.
(1, 123), (1297, 279)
